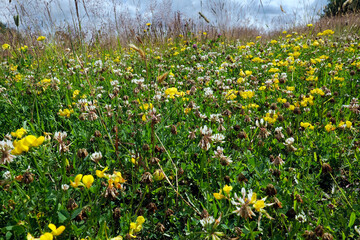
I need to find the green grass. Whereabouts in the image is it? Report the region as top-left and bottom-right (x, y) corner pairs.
(0, 28), (360, 239)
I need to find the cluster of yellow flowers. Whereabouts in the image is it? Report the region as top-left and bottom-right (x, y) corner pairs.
(240, 90), (255, 99)
(11, 128), (45, 155)
(317, 29), (335, 36)
(96, 167), (126, 189)
(164, 87), (185, 99)
(58, 109), (74, 118)
(213, 185), (233, 200)
(325, 123), (336, 132)
(338, 120), (352, 129)
(264, 112), (278, 124)
(301, 122), (315, 130)
(37, 36), (46, 41)
(129, 216), (146, 238)
(225, 90), (238, 100)
(70, 174), (94, 189)
(310, 88), (325, 96)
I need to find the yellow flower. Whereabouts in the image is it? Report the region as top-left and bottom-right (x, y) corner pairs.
(136, 216), (145, 225)
(300, 122), (314, 130)
(164, 87), (179, 98)
(346, 121), (352, 128)
(2, 43), (10, 50)
(286, 86), (295, 91)
(59, 109), (72, 118)
(307, 23), (313, 27)
(213, 190), (225, 200)
(225, 90), (238, 100)
(141, 114), (147, 122)
(20, 45), (28, 52)
(72, 90), (80, 99)
(153, 169), (165, 181)
(139, 103), (153, 110)
(129, 216), (145, 237)
(70, 174), (83, 188)
(253, 200), (265, 211)
(27, 233), (36, 240)
(27, 232), (53, 240)
(37, 36), (46, 41)
(259, 86), (266, 91)
(24, 135), (37, 146)
(240, 90), (255, 99)
(39, 233), (53, 240)
(110, 236), (123, 240)
(325, 123), (336, 132)
(245, 70), (252, 76)
(32, 136), (45, 147)
(11, 128), (27, 138)
(82, 175), (94, 189)
(130, 222), (137, 230)
(146, 23), (151, 26)
(96, 167), (108, 178)
(48, 224), (65, 236)
(184, 108), (192, 114)
(223, 185), (233, 195)
(12, 139), (30, 155)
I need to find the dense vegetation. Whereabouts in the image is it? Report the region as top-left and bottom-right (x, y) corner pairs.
(1, 26), (360, 239)
(324, 0), (360, 16)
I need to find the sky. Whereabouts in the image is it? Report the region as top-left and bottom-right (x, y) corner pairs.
(0, 0), (328, 32)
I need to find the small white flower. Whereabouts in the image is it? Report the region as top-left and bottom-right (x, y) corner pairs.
(3, 170), (11, 179)
(61, 184), (69, 191)
(295, 212), (307, 223)
(54, 131), (67, 142)
(284, 137), (295, 146)
(211, 133), (225, 143)
(91, 152), (103, 163)
(275, 127), (283, 133)
(200, 125), (212, 135)
(199, 216), (215, 227)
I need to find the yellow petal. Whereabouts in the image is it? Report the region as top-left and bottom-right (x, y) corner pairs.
(48, 224), (56, 232)
(39, 232), (53, 240)
(24, 135), (37, 146)
(136, 216), (145, 225)
(82, 175), (94, 189)
(32, 136), (45, 147)
(27, 233), (36, 240)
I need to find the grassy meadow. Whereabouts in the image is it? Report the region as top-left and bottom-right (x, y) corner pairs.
(1, 24), (360, 240)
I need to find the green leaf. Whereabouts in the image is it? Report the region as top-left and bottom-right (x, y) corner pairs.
(348, 211), (356, 228)
(71, 208), (83, 220)
(58, 210), (69, 223)
(6, 231), (12, 240)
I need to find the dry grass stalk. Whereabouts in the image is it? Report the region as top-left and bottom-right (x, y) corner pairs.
(129, 44), (146, 61)
(157, 72), (169, 84)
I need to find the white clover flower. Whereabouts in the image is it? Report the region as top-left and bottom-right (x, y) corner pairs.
(199, 216), (215, 227)
(91, 152), (103, 163)
(61, 184), (69, 191)
(200, 125), (212, 135)
(295, 212), (307, 223)
(211, 134), (225, 143)
(284, 137), (295, 146)
(54, 131), (67, 142)
(3, 170), (11, 179)
(275, 127), (283, 133)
